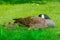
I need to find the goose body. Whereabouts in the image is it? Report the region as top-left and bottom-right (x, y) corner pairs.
(13, 17), (48, 29)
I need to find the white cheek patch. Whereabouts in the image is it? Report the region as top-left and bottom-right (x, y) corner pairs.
(41, 14), (45, 18)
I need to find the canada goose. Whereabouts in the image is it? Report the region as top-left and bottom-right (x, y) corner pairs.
(13, 14), (55, 30)
(38, 14), (55, 27)
(13, 17), (48, 30)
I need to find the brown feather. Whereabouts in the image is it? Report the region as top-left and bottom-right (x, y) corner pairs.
(13, 16), (48, 29)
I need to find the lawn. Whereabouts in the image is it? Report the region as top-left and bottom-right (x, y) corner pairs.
(0, 2), (60, 40)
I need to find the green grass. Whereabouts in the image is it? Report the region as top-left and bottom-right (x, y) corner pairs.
(0, 2), (60, 40)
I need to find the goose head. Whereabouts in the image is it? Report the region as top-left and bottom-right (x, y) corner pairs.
(39, 14), (50, 19)
(38, 14), (55, 27)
